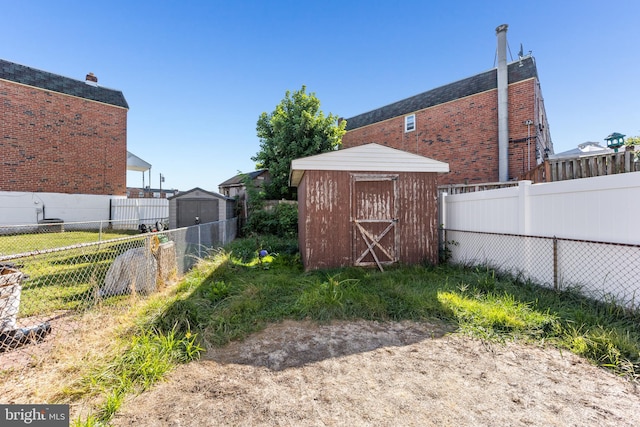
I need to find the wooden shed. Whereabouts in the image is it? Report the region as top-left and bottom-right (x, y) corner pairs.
(290, 143), (449, 271)
(168, 187), (235, 229)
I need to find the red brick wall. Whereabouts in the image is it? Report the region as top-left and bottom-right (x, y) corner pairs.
(343, 79), (540, 185)
(0, 80), (127, 195)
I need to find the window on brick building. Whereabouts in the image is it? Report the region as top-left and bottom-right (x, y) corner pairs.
(405, 114), (415, 132)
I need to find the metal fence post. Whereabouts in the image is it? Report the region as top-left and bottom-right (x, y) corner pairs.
(553, 236), (558, 291)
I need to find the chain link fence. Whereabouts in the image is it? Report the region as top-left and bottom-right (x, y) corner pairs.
(0, 218), (237, 368)
(442, 229), (640, 312)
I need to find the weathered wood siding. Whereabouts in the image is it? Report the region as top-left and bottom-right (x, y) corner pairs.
(397, 172), (440, 265)
(298, 170), (352, 270)
(299, 170), (440, 271)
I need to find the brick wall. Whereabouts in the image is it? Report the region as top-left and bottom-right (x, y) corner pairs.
(0, 80), (127, 195)
(342, 79), (542, 185)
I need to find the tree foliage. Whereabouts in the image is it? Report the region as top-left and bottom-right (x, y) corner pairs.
(625, 136), (640, 160)
(252, 86), (346, 200)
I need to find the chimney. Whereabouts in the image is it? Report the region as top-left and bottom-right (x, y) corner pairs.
(85, 72), (98, 86)
(496, 24), (509, 182)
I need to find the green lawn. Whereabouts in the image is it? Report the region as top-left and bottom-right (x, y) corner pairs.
(0, 229), (139, 256)
(2, 232), (145, 317)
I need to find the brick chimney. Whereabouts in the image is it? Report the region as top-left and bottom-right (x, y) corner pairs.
(85, 72), (98, 85)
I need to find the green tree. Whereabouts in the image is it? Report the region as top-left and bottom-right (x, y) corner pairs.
(625, 136), (640, 160)
(253, 86), (346, 200)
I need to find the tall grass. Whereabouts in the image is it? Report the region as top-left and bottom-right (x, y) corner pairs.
(71, 235), (640, 425)
(156, 236), (639, 378)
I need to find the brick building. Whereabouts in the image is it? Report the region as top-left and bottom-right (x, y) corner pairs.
(342, 26), (553, 185)
(0, 59), (129, 195)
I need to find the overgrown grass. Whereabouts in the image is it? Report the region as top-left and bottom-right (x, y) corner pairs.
(73, 326), (202, 425)
(155, 236), (640, 377)
(64, 290), (204, 427)
(71, 235), (640, 425)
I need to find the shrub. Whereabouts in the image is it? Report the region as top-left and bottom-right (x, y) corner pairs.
(244, 202), (298, 237)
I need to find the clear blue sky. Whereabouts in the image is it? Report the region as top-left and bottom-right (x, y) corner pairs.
(4, 1), (639, 192)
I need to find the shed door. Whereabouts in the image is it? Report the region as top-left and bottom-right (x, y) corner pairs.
(351, 174), (399, 271)
(177, 198), (219, 228)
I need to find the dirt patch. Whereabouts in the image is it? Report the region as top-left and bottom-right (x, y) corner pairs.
(111, 320), (640, 426)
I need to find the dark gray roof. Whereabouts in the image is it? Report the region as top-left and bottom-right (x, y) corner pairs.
(345, 57), (537, 130)
(219, 169), (269, 187)
(0, 58), (129, 109)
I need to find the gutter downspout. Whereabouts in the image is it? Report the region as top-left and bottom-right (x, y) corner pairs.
(496, 24), (509, 182)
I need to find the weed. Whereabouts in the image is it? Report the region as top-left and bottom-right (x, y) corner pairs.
(74, 324), (203, 425)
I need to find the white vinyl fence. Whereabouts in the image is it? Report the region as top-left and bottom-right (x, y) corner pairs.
(442, 172), (640, 244)
(0, 192), (169, 230)
(441, 172), (640, 310)
(110, 198), (169, 229)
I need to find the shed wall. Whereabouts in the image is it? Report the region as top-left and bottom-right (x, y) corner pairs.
(299, 170), (440, 271)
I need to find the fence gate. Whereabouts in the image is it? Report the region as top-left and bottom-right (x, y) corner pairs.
(351, 174), (399, 271)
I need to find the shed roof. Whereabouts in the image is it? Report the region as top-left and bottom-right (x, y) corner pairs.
(0, 58), (129, 109)
(167, 187), (232, 201)
(289, 143), (449, 187)
(344, 57), (537, 130)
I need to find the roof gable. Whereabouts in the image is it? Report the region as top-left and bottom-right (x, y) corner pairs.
(345, 57), (537, 130)
(290, 143), (449, 186)
(0, 59), (129, 109)
(168, 187), (231, 200)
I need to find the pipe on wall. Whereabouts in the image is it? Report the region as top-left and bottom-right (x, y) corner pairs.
(496, 24), (509, 182)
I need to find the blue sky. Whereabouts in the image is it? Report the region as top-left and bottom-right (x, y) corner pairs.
(3, 1), (639, 192)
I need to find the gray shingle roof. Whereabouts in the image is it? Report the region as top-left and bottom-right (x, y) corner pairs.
(344, 57), (537, 130)
(0, 58), (129, 109)
(219, 169), (269, 187)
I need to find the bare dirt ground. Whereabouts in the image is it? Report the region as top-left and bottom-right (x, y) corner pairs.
(110, 319), (640, 427)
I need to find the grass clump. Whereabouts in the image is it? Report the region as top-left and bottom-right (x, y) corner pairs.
(71, 324), (203, 426)
(96, 326), (202, 419)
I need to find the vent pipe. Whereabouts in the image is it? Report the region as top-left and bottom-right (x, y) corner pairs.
(496, 24), (509, 182)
